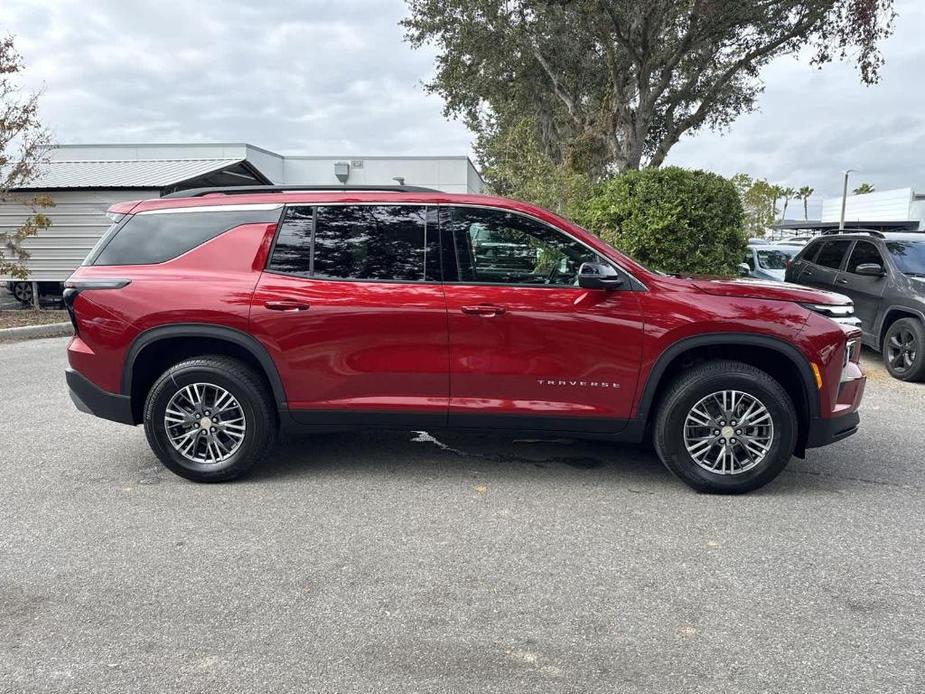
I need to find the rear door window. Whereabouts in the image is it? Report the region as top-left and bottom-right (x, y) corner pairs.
(92, 205), (282, 266)
(268, 204), (438, 282)
(813, 240), (852, 270)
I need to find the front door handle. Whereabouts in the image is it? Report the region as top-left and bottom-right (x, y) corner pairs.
(461, 303), (506, 316)
(836, 278), (848, 285)
(264, 300), (310, 312)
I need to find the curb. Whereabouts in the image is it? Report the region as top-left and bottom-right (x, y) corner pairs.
(0, 322), (74, 343)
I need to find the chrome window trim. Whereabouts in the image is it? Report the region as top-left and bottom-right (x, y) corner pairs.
(137, 203), (284, 216)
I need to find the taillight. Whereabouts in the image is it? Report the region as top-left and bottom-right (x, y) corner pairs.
(61, 279), (132, 334)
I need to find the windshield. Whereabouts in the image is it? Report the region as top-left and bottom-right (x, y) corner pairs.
(886, 240), (925, 276)
(756, 248), (795, 270)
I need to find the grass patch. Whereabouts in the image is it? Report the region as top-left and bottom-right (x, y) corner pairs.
(0, 310), (69, 330)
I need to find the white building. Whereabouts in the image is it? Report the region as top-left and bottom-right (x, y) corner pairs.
(1, 143), (483, 285)
(820, 187), (925, 230)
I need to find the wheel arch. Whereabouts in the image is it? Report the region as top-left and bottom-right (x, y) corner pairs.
(877, 305), (925, 349)
(122, 324), (287, 424)
(637, 333), (819, 454)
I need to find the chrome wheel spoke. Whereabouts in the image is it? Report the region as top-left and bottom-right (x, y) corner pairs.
(164, 382), (246, 465)
(684, 390), (773, 476)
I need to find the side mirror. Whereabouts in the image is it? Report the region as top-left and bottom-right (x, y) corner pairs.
(578, 262), (624, 290)
(855, 263), (886, 277)
(737, 263), (751, 277)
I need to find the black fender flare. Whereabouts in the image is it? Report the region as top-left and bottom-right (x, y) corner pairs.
(876, 305), (925, 347)
(121, 323), (287, 406)
(635, 333), (819, 420)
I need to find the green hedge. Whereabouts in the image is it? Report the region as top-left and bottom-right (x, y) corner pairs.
(576, 167), (747, 276)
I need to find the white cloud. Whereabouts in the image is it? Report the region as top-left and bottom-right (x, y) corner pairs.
(4, 0), (924, 207)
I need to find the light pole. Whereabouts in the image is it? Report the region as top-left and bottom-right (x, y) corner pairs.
(839, 169), (857, 231)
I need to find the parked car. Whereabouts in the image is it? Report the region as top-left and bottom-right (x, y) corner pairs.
(64, 185), (865, 494)
(775, 236), (813, 247)
(739, 245), (798, 282)
(5, 280), (63, 307)
(786, 230), (925, 381)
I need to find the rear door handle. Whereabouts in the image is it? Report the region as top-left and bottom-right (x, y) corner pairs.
(264, 300), (310, 312)
(461, 304), (506, 316)
(836, 278), (848, 285)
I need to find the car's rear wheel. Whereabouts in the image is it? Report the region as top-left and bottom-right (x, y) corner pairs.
(653, 360), (797, 494)
(11, 281), (33, 306)
(882, 317), (925, 382)
(143, 356), (277, 482)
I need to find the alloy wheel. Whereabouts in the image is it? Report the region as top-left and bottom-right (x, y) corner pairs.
(163, 382), (246, 465)
(13, 283), (32, 303)
(683, 390), (774, 475)
(886, 327), (918, 375)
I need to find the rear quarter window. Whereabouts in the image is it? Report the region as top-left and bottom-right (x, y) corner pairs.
(812, 240), (852, 269)
(91, 206), (282, 266)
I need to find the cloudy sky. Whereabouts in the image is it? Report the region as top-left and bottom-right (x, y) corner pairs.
(5, 0), (924, 208)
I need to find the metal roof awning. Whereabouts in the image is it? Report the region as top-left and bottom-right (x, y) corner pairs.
(773, 220), (920, 232)
(15, 158), (271, 190)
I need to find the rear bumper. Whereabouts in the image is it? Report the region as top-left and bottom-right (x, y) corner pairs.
(805, 410), (860, 449)
(66, 368), (135, 425)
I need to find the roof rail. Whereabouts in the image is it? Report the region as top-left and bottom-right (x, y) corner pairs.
(162, 184), (441, 198)
(820, 228), (886, 238)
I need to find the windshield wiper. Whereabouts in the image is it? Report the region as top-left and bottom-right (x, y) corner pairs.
(904, 272), (925, 277)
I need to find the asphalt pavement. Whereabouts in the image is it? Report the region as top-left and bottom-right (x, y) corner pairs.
(1, 338), (923, 693)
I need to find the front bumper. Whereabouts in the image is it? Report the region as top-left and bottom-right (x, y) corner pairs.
(66, 368), (135, 425)
(805, 410), (860, 449)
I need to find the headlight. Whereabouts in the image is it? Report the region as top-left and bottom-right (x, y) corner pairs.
(842, 338), (860, 382)
(801, 302), (862, 328)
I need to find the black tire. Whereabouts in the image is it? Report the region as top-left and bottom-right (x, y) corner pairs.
(143, 355), (277, 482)
(882, 317), (925, 382)
(12, 282), (33, 306)
(653, 360), (797, 494)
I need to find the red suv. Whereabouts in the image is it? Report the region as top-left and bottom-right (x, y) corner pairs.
(64, 186), (866, 493)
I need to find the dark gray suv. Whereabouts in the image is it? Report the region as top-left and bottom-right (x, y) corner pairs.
(786, 231), (925, 381)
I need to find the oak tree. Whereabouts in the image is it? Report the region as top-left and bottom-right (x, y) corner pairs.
(404, 0), (896, 178)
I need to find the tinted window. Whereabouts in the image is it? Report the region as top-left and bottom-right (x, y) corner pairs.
(93, 207), (281, 266)
(268, 207), (314, 276)
(269, 205), (433, 282)
(446, 207), (607, 286)
(886, 241), (925, 275)
(813, 240), (851, 270)
(846, 241), (883, 273)
(797, 241), (823, 264)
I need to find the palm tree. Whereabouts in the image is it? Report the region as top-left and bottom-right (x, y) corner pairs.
(780, 187), (797, 220)
(853, 183), (875, 195)
(771, 185), (785, 222)
(797, 186), (814, 220)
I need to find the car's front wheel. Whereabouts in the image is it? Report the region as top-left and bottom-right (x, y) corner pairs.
(882, 317), (925, 382)
(143, 356), (277, 482)
(653, 360), (797, 494)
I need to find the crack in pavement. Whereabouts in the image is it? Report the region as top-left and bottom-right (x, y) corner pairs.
(410, 430), (606, 469)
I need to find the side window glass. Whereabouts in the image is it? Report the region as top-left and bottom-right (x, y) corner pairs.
(94, 207), (281, 266)
(268, 206), (313, 276)
(447, 207), (606, 286)
(846, 241), (883, 273)
(814, 240), (850, 270)
(269, 205), (432, 282)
